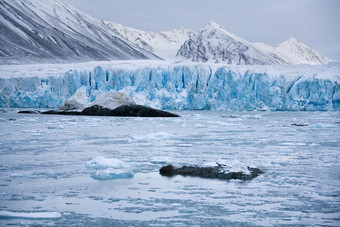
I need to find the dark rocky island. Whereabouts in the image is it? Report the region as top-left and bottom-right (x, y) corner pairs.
(20, 105), (180, 117)
(160, 164), (264, 181)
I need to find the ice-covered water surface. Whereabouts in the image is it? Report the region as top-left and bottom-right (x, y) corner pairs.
(0, 110), (339, 226)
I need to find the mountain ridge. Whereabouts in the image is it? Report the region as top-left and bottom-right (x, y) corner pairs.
(0, 0), (332, 65)
(177, 21), (331, 65)
(0, 0), (159, 64)
(105, 21), (194, 60)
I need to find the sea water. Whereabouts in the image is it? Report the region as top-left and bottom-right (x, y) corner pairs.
(0, 109), (339, 226)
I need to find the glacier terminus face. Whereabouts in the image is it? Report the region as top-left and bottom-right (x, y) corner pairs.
(0, 61), (339, 111)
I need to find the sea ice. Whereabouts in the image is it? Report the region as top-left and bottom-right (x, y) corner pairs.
(0, 211), (62, 219)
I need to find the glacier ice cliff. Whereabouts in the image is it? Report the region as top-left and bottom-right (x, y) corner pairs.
(0, 61), (339, 111)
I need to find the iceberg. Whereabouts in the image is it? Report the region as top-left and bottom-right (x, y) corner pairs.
(59, 86), (88, 110)
(59, 88), (135, 111)
(85, 156), (134, 180)
(0, 61), (339, 111)
(91, 168), (134, 180)
(85, 156), (129, 170)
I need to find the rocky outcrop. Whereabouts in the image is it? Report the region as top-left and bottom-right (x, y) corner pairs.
(41, 105), (180, 117)
(159, 164), (263, 180)
(17, 110), (40, 114)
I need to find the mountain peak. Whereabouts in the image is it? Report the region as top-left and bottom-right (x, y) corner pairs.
(207, 21), (223, 29)
(280, 37), (302, 46)
(274, 37), (332, 65)
(287, 37), (299, 42)
(202, 21), (229, 33)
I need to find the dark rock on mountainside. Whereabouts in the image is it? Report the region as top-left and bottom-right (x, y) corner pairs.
(159, 164), (264, 181)
(40, 105), (180, 117)
(0, 0), (159, 64)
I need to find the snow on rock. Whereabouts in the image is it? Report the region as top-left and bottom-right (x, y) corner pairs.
(90, 91), (135, 110)
(0, 61), (339, 111)
(159, 163), (263, 180)
(210, 160), (251, 175)
(0, 211), (62, 219)
(85, 156), (134, 180)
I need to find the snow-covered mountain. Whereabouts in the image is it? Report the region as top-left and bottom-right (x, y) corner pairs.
(177, 21), (332, 65)
(0, 0), (159, 64)
(0, 0), (332, 65)
(105, 22), (194, 60)
(254, 38), (331, 65)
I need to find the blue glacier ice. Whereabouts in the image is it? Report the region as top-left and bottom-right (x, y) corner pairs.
(0, 61), (339, 111)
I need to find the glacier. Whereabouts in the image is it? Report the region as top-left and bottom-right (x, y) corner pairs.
(0, 61), (339, 111)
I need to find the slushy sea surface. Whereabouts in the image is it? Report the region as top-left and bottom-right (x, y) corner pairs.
(0, 109), (339, 226)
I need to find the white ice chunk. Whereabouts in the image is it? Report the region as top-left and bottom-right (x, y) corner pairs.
(85, 156), (134, 180)
(91, 168), (134, 180)
(59, 86), (88, 110)
(0, 211), (62, 219)
(85, 156), (129, 170)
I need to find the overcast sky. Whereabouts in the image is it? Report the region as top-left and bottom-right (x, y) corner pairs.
(63, 0), (340, 61)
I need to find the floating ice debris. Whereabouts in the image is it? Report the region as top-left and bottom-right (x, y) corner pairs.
(91, 169), (134, 180)
(0, 211), (62, 219)
(131, 132), (175, 142)
(86, 156), (134, 180)
(150, 156), (172, 164)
